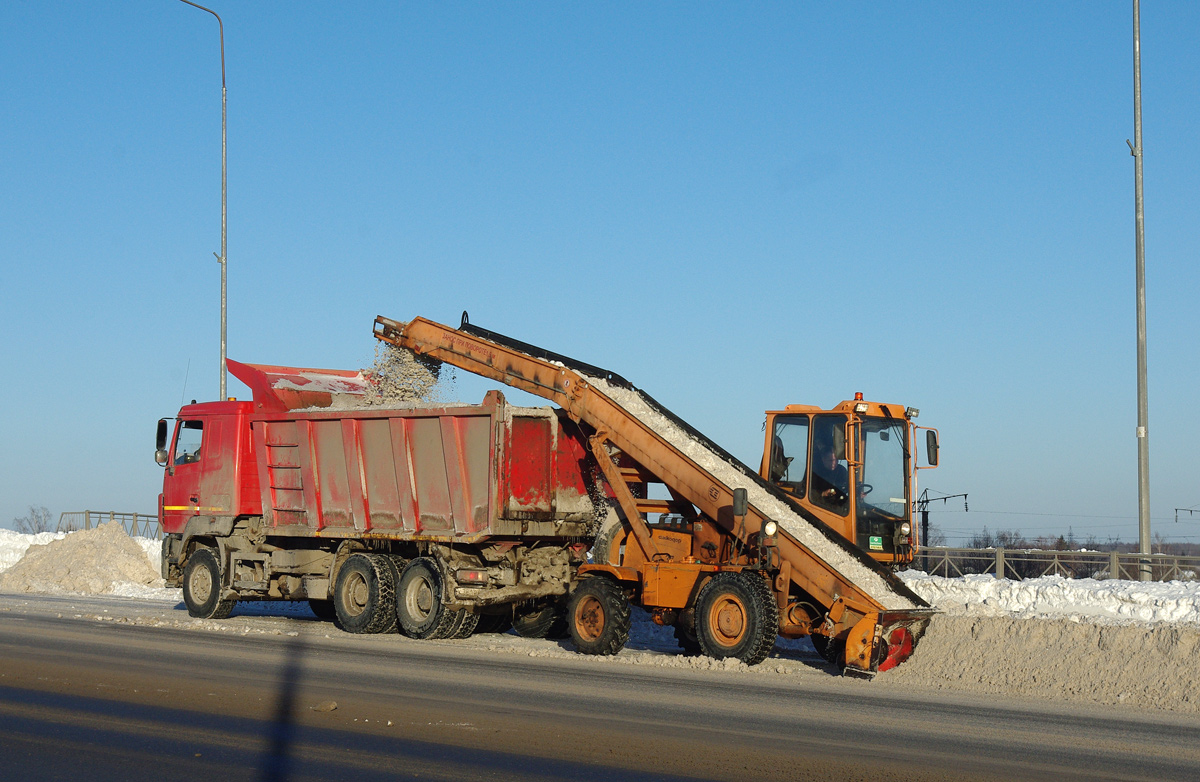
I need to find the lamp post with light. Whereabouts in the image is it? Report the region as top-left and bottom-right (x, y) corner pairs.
(177, 0), (228, 400)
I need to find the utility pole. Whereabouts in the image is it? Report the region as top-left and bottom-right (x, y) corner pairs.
(178, 1), (228, 400)
(1128, 0), (1151, 581)
(916, 489), (967, 572)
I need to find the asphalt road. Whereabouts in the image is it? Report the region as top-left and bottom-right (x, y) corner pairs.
(0, 594), (1196, 781)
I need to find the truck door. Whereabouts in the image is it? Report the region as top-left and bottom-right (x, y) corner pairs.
(162, 418), (205, 534)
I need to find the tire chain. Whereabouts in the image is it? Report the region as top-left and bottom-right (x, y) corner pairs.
(695, 571), (779, 666)
(361, 553), (398, 634)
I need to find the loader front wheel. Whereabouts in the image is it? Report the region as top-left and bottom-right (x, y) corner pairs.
(567, 577), (630, 656)
(695, 572), (778, 665)
(183, 548), (236, 619)
(334, 553), (397, 634)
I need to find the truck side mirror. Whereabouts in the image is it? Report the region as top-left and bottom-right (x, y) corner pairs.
(732, 487), (748, 517)
(155, 420), (169, 466)
(926, 429), (939, 467)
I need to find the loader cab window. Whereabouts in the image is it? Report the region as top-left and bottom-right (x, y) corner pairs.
(810, 415), (849, 516)
(770, 416), (809, 497)
(857, 418), (908, 521)
(173, 420), (204, 465)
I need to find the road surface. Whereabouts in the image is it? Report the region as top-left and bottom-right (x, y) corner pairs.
(0, 593), (1195, 781)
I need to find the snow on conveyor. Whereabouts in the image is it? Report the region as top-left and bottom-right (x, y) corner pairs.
(583, 376), (917, 611)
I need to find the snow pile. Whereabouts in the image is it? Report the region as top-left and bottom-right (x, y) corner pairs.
(0, 528), (66, 572)
(900, 571), (1200, 625)
(881, 615), (1200, 711)
(0, 523), (163, 596)
(583, 376), (915, 610)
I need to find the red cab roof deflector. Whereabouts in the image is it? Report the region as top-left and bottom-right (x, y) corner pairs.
(227, 359), (368, 412)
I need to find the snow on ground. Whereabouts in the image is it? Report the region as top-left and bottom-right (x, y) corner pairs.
(899, 570), (1200, 626)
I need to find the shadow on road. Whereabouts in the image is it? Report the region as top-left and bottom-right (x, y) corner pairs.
(260, 633), (305, 782)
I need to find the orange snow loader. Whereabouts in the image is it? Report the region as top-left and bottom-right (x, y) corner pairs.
(374, 314), (935, 676)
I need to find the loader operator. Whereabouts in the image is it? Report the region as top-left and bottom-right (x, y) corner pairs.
(812, 442), (849, 512)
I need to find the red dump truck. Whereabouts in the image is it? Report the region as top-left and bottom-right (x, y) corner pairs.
(156, 359), (608, 639)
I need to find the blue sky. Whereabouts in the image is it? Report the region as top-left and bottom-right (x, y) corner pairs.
(2, 2), (1197, 544)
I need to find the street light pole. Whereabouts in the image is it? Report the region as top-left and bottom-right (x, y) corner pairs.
(178, 1), (227, 400)
(1128, 0), (1151, 581)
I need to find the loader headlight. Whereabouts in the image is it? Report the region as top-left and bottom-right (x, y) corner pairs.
(899, 522), (911, 536)
(763, 521), (778, 537)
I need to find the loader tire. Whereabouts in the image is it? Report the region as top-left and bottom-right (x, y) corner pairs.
(334, 553), (397, 634)
(567, 577), (631, 656)
(673, 622), (703, 656)
(512, 599), (569, 639)
(694, 571), (779, 666)
(810, 633), (846, 667)
(183, 548), (236, 619)
(396, 557), (457, 640)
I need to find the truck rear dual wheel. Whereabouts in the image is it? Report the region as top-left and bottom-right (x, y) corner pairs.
(694, 572), (779, 665)
(567, 577), (631, 656)
(183, 548), (236, 620)
(334, 553), (397, 634)
(396, 557), (462, 640)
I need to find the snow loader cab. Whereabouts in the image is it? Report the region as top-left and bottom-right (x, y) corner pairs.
(760, 395), (938, 567)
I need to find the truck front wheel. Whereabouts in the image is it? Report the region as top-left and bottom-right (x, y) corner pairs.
(694, 572), (779, 665)
(567, 577), (630, 656)
(183, 548), (236, 619)
(334, 553), (397, 634)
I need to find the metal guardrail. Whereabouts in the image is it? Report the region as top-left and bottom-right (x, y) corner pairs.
(916, 546), (1200, 582)
(56, 511), (161, 539)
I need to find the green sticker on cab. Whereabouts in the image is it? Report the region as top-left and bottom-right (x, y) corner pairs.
(869, 535), (883, 551)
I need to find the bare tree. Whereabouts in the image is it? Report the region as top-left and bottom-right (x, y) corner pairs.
(924, 521), (948, 547)
(13, 505), (53, 534)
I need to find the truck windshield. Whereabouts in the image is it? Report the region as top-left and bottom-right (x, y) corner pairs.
(858, 418), (907, 521)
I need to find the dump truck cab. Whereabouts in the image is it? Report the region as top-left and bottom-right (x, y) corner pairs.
(760, 394), (938, 567)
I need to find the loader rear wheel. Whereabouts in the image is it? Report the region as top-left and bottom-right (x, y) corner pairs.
(183, 548), (236, 619)
(334, 553), (397, 634)
(695, 572), (778, 665)
(512, 599), (569, 639)
(810, 633), (847, 667)
(567, 577), (631, 656)
(396, 557), (457, 640)
(673, 622), (702, 656)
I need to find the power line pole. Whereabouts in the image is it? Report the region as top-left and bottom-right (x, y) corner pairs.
(1128, 0), (1151, 581)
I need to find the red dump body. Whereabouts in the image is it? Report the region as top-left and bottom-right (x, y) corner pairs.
(159, 361), (599, 542)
